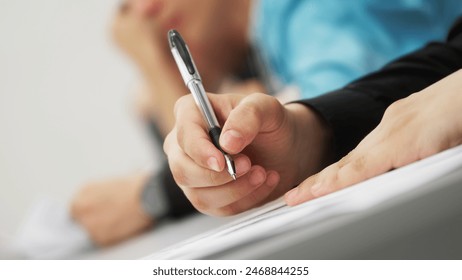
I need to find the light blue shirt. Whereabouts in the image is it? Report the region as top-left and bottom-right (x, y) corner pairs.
(252, 0), (462, 98)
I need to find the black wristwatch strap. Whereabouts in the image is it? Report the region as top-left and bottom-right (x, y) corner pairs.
(143, 121), (197, 219)
(140, 172), (169, 220)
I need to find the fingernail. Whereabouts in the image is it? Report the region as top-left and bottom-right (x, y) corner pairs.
(249, 169), (265, 186)
(235, 156), (251, 175)
(285, 187), (299, 203)
(266, 171), (279, 188)
(221, 130), (244, 152)
(207, 157), (221, 172)
(310, 183), (323, 196)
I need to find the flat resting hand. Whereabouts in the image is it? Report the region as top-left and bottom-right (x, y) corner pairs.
(163, 92), (333, 216)
(71, 173), (153, 246)
(285, 69), (462, 206)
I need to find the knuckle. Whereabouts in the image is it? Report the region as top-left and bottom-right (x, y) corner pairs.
(384, 99), (406, 117)
(207, 170), (224, 187)
(174, 95), (193, 118)
(266, 94), (282, 110)
(176, 123), (187, 150)
(70, 200), (82, 218)
(71, 191), (92, 216)
(248, 92), (266, 99)
(163, 131), (173, 154)
(185, 192), (210, 214)
(72, 200), (91, 218)
(320, 164), (338, 183)
(308, 173), (320, 186)
(216, 206), (237, 217)
(92, 231), (111, 247)
(169, 162), (190, 187)
(351, 155), (366, 172)
(250, 92), (278, 106)
(336, 153), (352, 169)
(239, 101), (260, 121)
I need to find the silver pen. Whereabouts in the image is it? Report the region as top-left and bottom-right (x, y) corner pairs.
(168, 29), (237, 180)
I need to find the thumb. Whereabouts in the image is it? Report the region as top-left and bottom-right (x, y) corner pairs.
(219, 93), (285, 154)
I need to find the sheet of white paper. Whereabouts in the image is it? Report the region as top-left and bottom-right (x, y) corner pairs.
(11, 197), (93, 259)
(146, 144), (462, 259)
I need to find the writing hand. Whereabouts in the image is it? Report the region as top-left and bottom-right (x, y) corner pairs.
(164, 93), (332, 216)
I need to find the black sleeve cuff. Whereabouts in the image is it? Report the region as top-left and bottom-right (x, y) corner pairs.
(159, 162), (197, 219)
(298, 88), (387, 161)
(141, 162), (197, 220)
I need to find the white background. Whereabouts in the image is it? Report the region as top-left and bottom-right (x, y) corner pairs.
(0, 0), (159, 241)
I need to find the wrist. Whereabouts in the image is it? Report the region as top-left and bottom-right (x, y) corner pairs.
(285, 103), (334, 182)
(135, 48), (171, 76)
(136, 48), (178, 78)
(135, 51), (186, 134)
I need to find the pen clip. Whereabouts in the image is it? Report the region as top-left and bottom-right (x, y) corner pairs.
(168, 29), (200, 85)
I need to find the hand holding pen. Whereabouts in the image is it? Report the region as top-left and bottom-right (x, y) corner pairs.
(163, 31), (331, 216)
(168, 30), (237, 180)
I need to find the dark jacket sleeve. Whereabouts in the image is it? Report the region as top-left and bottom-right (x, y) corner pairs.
(145, 121), (197, 219)
(298, 17), (462, 161)
(159, 161), (197, 218)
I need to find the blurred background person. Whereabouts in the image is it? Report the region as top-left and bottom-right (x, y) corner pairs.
(71, 0), (462, 247)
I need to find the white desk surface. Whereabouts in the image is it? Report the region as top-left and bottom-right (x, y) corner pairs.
(76, 214), (231, 260)
(75, 166), (462, 260)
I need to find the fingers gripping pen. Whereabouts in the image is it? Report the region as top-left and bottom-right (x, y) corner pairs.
(168, 29), (237, 180)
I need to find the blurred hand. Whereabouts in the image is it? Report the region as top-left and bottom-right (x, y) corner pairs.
(111, 0), (255, 136)
(111, 0), (168, 72)
(71, 173), (153, 246)
(129, 0), (160, 16)
(219, 79), (267, 95)
(111, 0), (186, 136)
(164, 93), (333, 216)
(285, 69), (462, 206)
